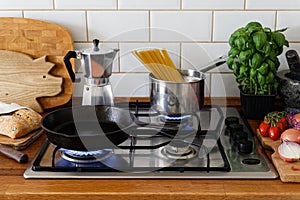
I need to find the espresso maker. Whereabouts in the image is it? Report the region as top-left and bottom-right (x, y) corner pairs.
(64, 39), (119, 106)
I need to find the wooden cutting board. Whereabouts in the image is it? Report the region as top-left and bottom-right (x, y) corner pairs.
(0, 50), (63, 112)
(0, 129), (43, 150)
(0, 17), (74, 110)
(256, 130), (300, 182)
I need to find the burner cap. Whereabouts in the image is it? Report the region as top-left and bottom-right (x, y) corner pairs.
(161, 140), (197, 160)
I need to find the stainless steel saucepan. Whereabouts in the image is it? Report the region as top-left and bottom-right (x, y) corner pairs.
(150, 56), (227, 116)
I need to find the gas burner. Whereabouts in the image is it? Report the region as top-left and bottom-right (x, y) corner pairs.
(161, 140), (197, 160)
(160, 115), (191, 124)
(61, 149), (113, 164)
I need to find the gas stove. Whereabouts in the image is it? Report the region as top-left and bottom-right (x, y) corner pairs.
(24, 102), (278, 179)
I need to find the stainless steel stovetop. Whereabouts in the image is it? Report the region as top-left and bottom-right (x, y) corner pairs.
(24, 104), (278, 179)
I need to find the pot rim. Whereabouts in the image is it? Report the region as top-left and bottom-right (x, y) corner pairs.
(149, 69), (206, 84)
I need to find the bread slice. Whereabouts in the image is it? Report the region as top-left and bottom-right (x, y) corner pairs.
(0, 109), (42, 139)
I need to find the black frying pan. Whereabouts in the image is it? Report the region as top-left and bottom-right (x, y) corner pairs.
(42, 106), (137, 151)
(42, 105), (199, 151)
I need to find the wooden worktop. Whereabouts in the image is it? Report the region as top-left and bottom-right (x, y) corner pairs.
(0, 100), (299, 200)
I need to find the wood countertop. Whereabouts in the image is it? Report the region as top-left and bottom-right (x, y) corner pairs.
(0, 99), (299, 200)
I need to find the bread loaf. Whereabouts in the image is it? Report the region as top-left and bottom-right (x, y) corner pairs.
(0, 109), (42, 139)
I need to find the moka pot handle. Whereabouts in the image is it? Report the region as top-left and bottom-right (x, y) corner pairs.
(63, 51), (81, 82)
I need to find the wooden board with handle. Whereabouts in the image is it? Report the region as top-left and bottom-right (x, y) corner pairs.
(0, 17), (74, 110)
(0, 50), (63, 112)
(256, 130), (300, 182)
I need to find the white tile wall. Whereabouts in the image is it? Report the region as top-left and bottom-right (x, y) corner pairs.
(0, 0), (53, 9)
(181, 43), (230, 72)
(246, 0), (300, 10)
(213, 11), (276, 42)
(0, 11), (22, 17)
(277, 11), (300, 42)
(211, 74), (239, 97)
(55, 0), (116, 9)
(1, 1), (299, 98)
(119, 0), (180, 10)
(87, 11), (149, 41)
(182, 0), (244, 10)
(119, 43), (180, 72)
(24, 11), (86, 41)
(151, 11), (212, 42)
(110, 73), (150, 97)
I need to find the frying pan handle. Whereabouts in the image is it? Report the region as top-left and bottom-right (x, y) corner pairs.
(63, 51), (81, 82)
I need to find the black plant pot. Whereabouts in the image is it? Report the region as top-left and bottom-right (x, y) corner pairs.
(239, 86), (276, 120)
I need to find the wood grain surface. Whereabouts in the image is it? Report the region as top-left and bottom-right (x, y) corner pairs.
(256, 129), (300, 183)
(0, 17), (74, 110)
(0, 50), (63, 112)
(0, 105), (298, 199)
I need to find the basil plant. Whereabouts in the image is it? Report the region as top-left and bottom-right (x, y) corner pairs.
(227, 22), (289, 95)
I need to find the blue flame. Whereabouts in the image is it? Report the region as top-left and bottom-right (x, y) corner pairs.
(61, 149), (109, 157)
(163, 115), (191, 121)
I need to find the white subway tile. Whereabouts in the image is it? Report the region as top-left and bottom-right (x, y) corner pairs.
(246, 0), (300, 9)
(24, 11), (86, 41)
(181, 43), (230, 72)
(119, 43), (180, 72)
(0, 11), (22, 17)
(151, 11), (212, 42)
(55, 0), (116, 9)
(0, 0), (52, 9)
(211, 74), (239, 97)
(74, 42), (119, 73)
(213, 11), (275, 42)
(87, 11), (149, 42)
(277, 11), (300, 42)
(110, 73), (150, 97)
(118, 0), (180, 9)
(182, 0), (244, 10)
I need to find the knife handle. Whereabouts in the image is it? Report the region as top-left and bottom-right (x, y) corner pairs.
(0, 145), (28, 163)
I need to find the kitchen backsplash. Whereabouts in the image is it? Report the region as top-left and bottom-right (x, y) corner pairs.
(1, 0), (300, 98)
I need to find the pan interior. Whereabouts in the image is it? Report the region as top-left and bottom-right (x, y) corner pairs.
(42, 106), (135, 137)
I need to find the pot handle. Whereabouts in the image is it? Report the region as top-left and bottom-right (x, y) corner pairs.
(63, 51), (81, 82)
(199, 55), (228, 73)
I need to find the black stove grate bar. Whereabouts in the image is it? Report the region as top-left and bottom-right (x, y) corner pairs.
(32, 138), (230, 173)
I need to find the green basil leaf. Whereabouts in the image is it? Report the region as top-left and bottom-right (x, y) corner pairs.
(246, 21), (263, 33)
(235, 36), (247, 51)
(238, 50), (253, 64)
(257, 63), (269, 75)
(266, 71), (275, 84)
(250, 53), (263, 68)
(257, 73), (266, 87)
(272, 32), (289, 47)
(253, 31), (267, 50)
(266, 59), (276, 72)
(228, 48), (239, 57)
(227, 56), (234, 69)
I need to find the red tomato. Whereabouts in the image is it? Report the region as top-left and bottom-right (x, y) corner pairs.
(279, 117), (288, 130)
(268, 126), (281, 141)
(259, 122), (270, 137)
(276, 121), (285, 132)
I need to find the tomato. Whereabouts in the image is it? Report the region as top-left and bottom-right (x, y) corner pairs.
(259, 122), (270, 137)
(279, 117), (288, 130)
(268, 126), (282, 141)
(276, 121), (285, 132)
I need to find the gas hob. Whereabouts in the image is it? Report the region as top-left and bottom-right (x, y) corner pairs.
(24, 103), (278, 179)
